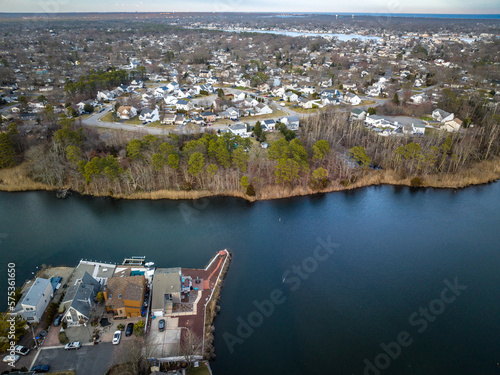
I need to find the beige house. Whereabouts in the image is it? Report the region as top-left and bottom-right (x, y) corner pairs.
(441, 118), (462, 133)
(117, 106), (137, 120)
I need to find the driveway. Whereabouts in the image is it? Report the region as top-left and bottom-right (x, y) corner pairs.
(33, 343), (116, 375)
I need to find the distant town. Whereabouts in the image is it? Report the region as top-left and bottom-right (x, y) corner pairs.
(1, 252), (229, 374)
(0, 13), (498, 198)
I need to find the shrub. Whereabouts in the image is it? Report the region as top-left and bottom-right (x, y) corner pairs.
(134, 320), (145, 336)
(58, 331), (69, 344)
(246, 184), (256, 196)
(117, 323), (125, 331)
(410, 176), (423, 187)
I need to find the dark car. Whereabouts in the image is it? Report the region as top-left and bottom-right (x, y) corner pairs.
(125, 322), (134, 336)
(158, 319), (165, 332)
(31, 364), (50, 373)
(53, 315), (62, 327)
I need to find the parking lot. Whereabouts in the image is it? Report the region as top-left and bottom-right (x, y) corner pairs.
(33, 343), (116, 374)
(148, 317), (181, 358)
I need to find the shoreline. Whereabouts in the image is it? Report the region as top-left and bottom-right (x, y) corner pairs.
(1, 157), (499, 202)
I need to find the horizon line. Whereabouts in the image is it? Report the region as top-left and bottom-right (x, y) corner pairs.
(0, 11), (499, 16)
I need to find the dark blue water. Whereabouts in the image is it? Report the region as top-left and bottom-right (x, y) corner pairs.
(0, 182), (499, 374)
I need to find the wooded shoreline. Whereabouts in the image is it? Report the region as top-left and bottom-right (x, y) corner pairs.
(1, 157), (498, 201)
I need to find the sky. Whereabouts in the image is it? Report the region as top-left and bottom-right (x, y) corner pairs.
(0, 0), (499, 14)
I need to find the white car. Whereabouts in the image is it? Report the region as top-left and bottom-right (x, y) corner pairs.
(14, 345), (30, 355)
(2, 354), (20, 363)
(64, 341), (81, 350)
(112, 330), (121, 345)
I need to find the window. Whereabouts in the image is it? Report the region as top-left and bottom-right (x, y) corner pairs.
(118, 294), (122, 299)
(109, 294), (112, 299)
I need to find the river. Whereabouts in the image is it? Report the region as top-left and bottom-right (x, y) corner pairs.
(0, 183), (499, 374)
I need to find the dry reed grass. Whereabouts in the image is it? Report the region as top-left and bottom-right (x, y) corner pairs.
(2, 158), (499, 200)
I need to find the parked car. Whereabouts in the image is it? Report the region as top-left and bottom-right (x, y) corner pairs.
(112, 330), (122, 344)
(14, 345), (30, 355)
(125, 323), (134, 337)
(2, 354), (19, 363)
(64, 342), (81, 350)
(158, 319), (165, 332)
(31, 364), (50, 373)
(53, 315), (63, 326)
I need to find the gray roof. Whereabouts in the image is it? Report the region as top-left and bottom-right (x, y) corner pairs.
(229, 123), (247, 131)
(152, 268), (181, 311)
(22, 278), (50, 307)
(69, 284), (97, 318)
(62, 272), (100, 306)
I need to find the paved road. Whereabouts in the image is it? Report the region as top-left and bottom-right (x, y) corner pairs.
(33, 343), (116, 375)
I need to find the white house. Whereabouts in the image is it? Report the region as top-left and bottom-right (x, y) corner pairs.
(139, 107), (160, 123)
(154, 86), (169, 98)
(262, 119), (276, 131)
(97, 90), (115, 101)
(255, 103), (273, 115)
(432, 109), (454, 123)
(343, 92), (362, 106)
(281, 116), (300, 131)
(176, 99), (192, 111)
(233, 91), (246, 101)
(283, 91), (299, 102)
(229, 123), (248, 137)
(12, 278), (52, 323)
(164, 95), (178, 105)
(129, 79), (144, 90)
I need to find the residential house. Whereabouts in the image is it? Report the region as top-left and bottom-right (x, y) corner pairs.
(129, 80), (144, 90)
(139, 107), (160, 123)
(229, 123), (248, 137)
(255, 103), (273, 115)
(283, 91), (299, 102)
(61, 272), (101, 327)
(432, 109), (454, 123)
(174, 115), (185, 125)
(233, 91), (246, 102)
(411, 93), (428, 104)
(117, 106), (138, 120)
(176, 100), (192, 111)
(441, 118), (462, 132)
(201, 111), (216, 122)
(262, 119), (276, 131)
(151, 268), (182, 317)
(226, 107), (240, 120)
(351, 108), (367, 121)
(161, 113), (176, 125)
(97, 90), (115, 101)
(164, 96), (178, 105)
(154, 86), (169, 99)
(104, 275), (145, 318)
(281, 116), (300, 131)
(12, 278), (52, 323)
(343, 92), (362, 106)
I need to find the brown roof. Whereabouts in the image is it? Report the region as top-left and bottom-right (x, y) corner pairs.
(105, 275), (145, 308)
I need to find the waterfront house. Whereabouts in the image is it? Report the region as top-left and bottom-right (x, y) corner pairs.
(61, 272), (101, 327)
(104, 275), (145, 318)
(151, 268), (182, 317)
(12, 278), (52, 323)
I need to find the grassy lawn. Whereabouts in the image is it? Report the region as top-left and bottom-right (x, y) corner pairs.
(187, 363), (211, 375)
(213, 119), (234, 126)
(240, 109), (287, 121)
(358, 99), (376, 106)
(100, 112), (115, 122)
(123, 118), (144, 125)
(420, 116), (434, 122)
